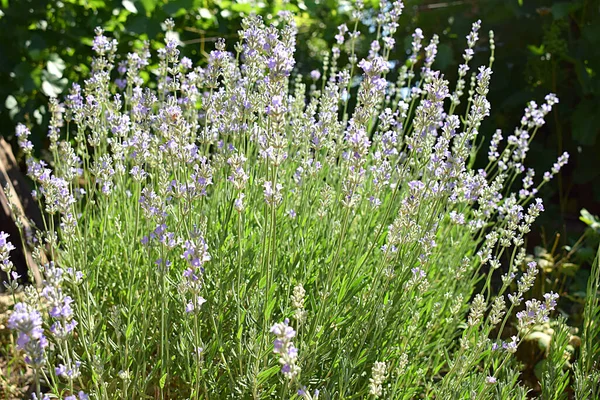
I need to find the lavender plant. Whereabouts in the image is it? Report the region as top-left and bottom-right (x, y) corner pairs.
(5, 1), (577, 399)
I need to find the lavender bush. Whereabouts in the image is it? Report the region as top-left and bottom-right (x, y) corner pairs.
(3, 1), (586, 399)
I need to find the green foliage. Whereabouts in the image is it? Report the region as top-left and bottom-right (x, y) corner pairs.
(580, 208), (600, 235)
(573, 245), (600, 399)
(2, 4), (571, 397)
(539, 319), (571, 400)
(579, 245), (600, 369)
(1, 0), (599, 397)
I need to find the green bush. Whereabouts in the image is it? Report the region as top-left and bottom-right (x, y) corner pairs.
(4, 1), (595, 398)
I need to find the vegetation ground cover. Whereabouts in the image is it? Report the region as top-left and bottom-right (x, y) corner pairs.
(1, 1), (599, 399)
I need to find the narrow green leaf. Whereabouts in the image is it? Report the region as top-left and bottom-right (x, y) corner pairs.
(257, 365), (279, 385)
(159, 372), (167, 389)
(125, 321), (135, 339)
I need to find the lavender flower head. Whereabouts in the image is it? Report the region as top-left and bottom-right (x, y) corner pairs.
(8, 303), (48, 367)
(182, 236), (211, 268)
(0, 231), (15, 273)
(271, 318), (301, 379)
(41, 263), (79, 340)
(310, 69), (321, 81)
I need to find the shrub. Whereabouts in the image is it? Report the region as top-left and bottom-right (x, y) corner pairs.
(3, 1), (579, 399)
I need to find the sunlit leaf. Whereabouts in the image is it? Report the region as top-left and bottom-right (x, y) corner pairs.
(580, 209), (600, 233)
(5, 95), (19, 118)
(198, 7), (212, 19)
(46, 54), (66, 79)
(159, 372), (167, 389)
(560, 263), (580, 277)
(139, 0), (157, 14)
(122, 0), (138, 13)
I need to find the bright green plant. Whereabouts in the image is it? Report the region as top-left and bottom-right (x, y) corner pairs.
(2, 2), (591, 399)
(573, 245), (600, 399)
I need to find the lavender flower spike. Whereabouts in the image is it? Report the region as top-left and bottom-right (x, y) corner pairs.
(8, 303), (48, 367)
(271, 318), (301, 379)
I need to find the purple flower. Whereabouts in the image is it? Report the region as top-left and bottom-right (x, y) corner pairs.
(181, 57), (193, 69)
(503, 336), (518, 354)
(544, 292), (559, 309)
(270, 318), (295, 338)
(1, 231), (16, 274)
(115, 78), (127, 90)
(263, 181), (283, 206)
(55, 364), (67, 376)
(335, 24), (347, 44)
(0, 232), (15, 250)
(8, 303), (44, 347)
(271, 319), (300, 379)
(185, 302), (195, 313)
(92, 27), (116, 55)
(185, 297), (206, 313)
(8, 303), (47, 367)
(181, 237), (211, 268)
